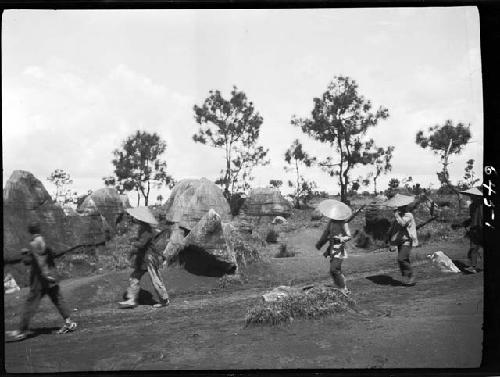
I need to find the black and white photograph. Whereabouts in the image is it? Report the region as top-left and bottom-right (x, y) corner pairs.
(2, 6), (490, 372)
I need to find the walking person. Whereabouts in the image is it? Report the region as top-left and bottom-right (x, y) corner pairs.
(6, 222), (77, 342)
(385, 194), (419, 286)
(315, 199), (353, 295)
(119, 207), (170, 309)
(454, 187), (483, 273)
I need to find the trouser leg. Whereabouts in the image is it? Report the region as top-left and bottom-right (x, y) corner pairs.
(126, 270), (145, 302)
(397, 245), (413, 277)
(467, 241), (480, 268)
(20, 286), (44, 332)
(146, 255), (169, 303)
(329, 257), (346, 289)
(47, 285), (71, 320)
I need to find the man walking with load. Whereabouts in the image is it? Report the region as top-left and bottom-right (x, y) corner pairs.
(119, 207), (170, 309)
(6, 222), (77, 341)
(385, 194), (419, 286)
(453, 187), (483, 273)
(315, 199), (353, 295)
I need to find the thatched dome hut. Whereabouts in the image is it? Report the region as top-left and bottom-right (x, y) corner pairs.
(241, 188), (292, 217)
(163, 178), (231, 230)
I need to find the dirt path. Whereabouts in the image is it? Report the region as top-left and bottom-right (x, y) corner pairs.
(4, 241), (483, 372)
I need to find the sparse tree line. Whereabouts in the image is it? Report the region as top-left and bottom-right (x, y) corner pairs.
(46, 76), (478, 207)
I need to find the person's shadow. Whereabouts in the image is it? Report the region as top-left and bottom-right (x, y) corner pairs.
(452, 259), (481, 273)
(121, 289), (159, 306)
(6, 326), (60, 342)
(366, 274), (404, 286)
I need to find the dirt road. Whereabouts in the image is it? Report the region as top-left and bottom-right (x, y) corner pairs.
(4, 240), (483, 371)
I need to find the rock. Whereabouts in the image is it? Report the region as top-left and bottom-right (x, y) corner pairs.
(4, 273), (20, 294)
(262, 285), (302, 302)
(3, 171), (106, 284)
(427, 251), (460, 273)
(164, 178), (231, 230)
(271, 216), (287, 225)
(241, 188), (292, 217)
(164, 209), (237, 276)
(77, 188), (125, 232)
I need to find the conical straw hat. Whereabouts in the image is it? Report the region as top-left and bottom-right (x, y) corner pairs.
(383, 194), (415, 208)
(317, 199), (352, 221)
(459, 187), (482, 196)
(126, 207), (159, 225)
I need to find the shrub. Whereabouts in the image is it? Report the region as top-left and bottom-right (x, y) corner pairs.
(275, 244), (296, 258)
(245, 286), (355, 326)
(231, 231), (264, 268)
(218, 273), (244, 288)
(419, 231), (432, 244)
(265, 229), (279, 243)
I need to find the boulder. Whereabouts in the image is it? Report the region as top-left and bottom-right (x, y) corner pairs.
(4, 273), (20, 294)
(427, 251), (460, 273)
(3, 171), (106, 284)
(262, 285), (302, 302)
(164, 209), (237, 276)
(164, 178), (231, 230)
(272, 216), (287, 225)
(241, 188), (292, 217)
(3, 170), (53, 207)
(77, 187), (125, 231)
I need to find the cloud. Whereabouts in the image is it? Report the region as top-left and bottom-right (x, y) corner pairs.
(23, 65), (45, 79)
(3, 59), (206, 193)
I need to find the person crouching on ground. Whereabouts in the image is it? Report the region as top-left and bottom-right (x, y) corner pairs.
(6, 222), (77, 341)
(315, 199), (353, 295)
(119, 207), (170, 309)
(386, 194), (419, 286)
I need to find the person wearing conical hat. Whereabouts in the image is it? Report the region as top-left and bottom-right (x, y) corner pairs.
(119, 207), (170, 309)
(385, 194), (418, 286)
(455, 187), (483, 273)
(315, 200), (353, 294)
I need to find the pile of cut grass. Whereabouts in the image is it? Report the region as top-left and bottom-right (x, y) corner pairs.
(245, 286), (355, 326)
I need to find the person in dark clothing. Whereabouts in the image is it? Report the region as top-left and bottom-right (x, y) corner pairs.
(315, 199), (353, 294)
(6, 223), (77, 342)
(119, 207), (169, 309)
(455, 187), (483, 273)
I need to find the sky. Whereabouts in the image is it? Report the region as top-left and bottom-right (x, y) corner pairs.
(2, 8), (483, 204)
